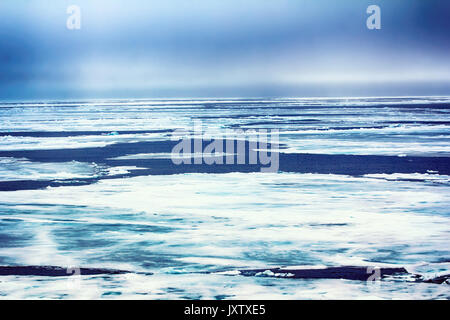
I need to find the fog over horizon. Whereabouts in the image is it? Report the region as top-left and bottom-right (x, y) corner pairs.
(0, 0), (449, 100)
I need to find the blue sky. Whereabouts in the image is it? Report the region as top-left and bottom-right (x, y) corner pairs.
(0, 0), (449, 100)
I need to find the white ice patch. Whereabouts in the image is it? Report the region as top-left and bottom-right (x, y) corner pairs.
(0, 157), (99, 181)
(255, 270), (295, 277)
(106, 166), (147, 176)
(279, 135), (450, 157)
(0, 132), (166, 151)
(364, 173), (450, 183)
(1, 172), (449, 275)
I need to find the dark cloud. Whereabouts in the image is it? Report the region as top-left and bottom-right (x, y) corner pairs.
(0, 0), (449, 100)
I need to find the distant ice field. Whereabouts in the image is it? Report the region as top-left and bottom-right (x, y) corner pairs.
(0, 97), (449, 299)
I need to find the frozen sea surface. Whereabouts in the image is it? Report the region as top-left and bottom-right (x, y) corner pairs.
(0, 97), (449, 299)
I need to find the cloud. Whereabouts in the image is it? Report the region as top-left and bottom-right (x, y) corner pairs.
(0, 0), (449, 99)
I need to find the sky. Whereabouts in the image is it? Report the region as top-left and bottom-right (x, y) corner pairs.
(0, 0), (449, 100)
